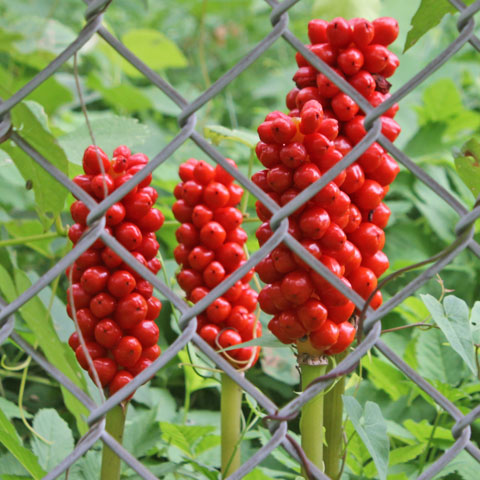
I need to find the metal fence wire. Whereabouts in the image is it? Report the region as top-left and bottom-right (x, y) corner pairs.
(0, 0), (480, 478)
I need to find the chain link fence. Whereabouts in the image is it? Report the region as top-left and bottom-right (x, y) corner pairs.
(1, 0), (480, 478)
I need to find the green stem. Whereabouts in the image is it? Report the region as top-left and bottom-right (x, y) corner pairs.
(323, 355), (346, 480)
(221, 373), (242, 478)
(300, 363), (328, 477)
(101, 404), (127, 480)
(0, 232), (61, 247)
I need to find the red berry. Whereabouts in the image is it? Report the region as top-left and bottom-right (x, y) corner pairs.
(326, 17), (352, 48)
(200, 222), (226, 250)
(192, 204), (214, 228)
(107, 270), (136, 298)
(351, 18), (374, 48)
(337, 48), (364, 76)
(94, 318), (122, 349)
(109, 371), (134, 396)
(298, 299), (328, 332)
(114, 336), (142, 368)
(203, 182), (230, 208)
(130, 320), (159, 347)
(136, 208), (165, 232)
(363, 44), (389, 73)
(88, 358), (117, 387)
(188, 246), (215, 271)
(115, 222), (143, 251)
(299, 207), (330, 239)
(115, 293), (148, 329)
(203, 261), (226, 289)
(325, 321), (356, 354)
(372, 17), (399, 46)
(82, 145), (110, 175)
(308, 19), (328, 44)
(75, 341), (106, 370)
(106, 203), (126, 226)
(146, 297), (162, 320)
(310, 320), (339, 351)
(80, 266), (109, 295)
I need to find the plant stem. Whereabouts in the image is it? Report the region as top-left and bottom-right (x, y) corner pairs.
(0, 232), (61, 247)
(221, 373), (242, 478)
(323, 355), (346, 480)
(100, 404), (127, 480)
(300, 363), (327, 477)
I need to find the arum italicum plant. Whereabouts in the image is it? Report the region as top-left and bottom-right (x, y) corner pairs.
(252, 14), (401, 478)
(172, 157), (262, 477)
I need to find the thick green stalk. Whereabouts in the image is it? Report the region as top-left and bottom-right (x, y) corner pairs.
(323, 355), (346, 480)
(221, 373), (242, 478)
(101, 404), (127, 480)
(300, 363), (328, 478)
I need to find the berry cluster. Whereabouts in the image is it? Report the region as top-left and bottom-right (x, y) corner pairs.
(173, 158), (261, 368)
(253, 17), (400, 354)
(66, 145), (164, 396)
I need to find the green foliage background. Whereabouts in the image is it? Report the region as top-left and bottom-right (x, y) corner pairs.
(0, 0), (479, 478)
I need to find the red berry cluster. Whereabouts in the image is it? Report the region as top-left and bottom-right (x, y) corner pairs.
(172, 158), (261, 368)
(253, 17), (400, 355)
(66, 145), (164, 396)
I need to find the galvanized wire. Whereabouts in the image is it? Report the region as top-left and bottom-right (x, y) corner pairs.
(0, 0), (479, 478)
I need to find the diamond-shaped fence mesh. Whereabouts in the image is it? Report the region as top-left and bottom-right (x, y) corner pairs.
(1, 0), (480, 478)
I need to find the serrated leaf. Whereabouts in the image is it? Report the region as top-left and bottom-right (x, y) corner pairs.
(421, 294), (477, 375)
(343, 396), (389, 480)
(58, 114), (149, 164)
(204, 125), (257, 149)
(67, 451), (101, 480)
(159, 423), (216, 458)
(0, 409), (45, 479)
(31, 409), (74, 471)
(1, 101), (68, 227)
(124, 408), (160, 457)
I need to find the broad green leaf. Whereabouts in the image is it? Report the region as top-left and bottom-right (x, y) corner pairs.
(0, 452), (30, 477)
(364, 443), (426, 477)
(1, 101), (68, 227)
(31, 409), (74, 471)
(403, 419), (452, 445)
(0, 397), (32, 420)
(194, 434), (221, 455)
(435, 450), (480, 479)
(0, 409), (45, 479)
(312, 0), (381, 21)
(67, 451), (101, 480)
(177, 348), (218, 394)
(123, 408), (160, 457)
(416, 328), (466, 384)
(243, 469), (276, 480)
(0, 265), (89, 434)
(404, 0), (455, 52)
(361, 356), (410, 401)
(159, 423), (216, 458)
(204, 125), (258, 149)
(101, 28), (187, 78)
(421, 79), (463, 123)
(343, 396), (389, 480)
(469, 301), (480, 343)
(455, 154), (480, 198)
(23, 76), (73, 115)
(421, 295), (477, 375)
(132, 386), (177, 421)
(58, 114), (149, 164)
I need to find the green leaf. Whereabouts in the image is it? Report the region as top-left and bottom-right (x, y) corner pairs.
(123, 408), (160, 457)
(0, 409), (46, 479)
(0, 101), (68, 227)
(343, 396), (389, 480)
(403, 419), (452, 445)
(101, 29), (187, 78)
(416, 328), (466, 384)
(159, 423), (216, 458)
(67, 451), (101, 480)
(422, 79), (463, 123)
(0, 265), (89, 434)
(204, 125), (257, 149)
(261, 346), (299, 386)
(469, 301), (480, 344)
(58, 114), (150, 164)
(0, 397), (32, 420)
(404, 0), (455, 52)
(454, 153), (480, 198)
(31, 409), (74, 471)
(421, 294), (477, 375)
(436, 450), (480, 479)
(361, 356), (410, 401)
